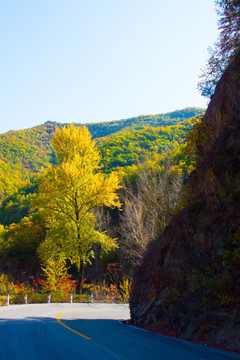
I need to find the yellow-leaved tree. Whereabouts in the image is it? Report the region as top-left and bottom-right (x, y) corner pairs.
(34, 125), (121, 293)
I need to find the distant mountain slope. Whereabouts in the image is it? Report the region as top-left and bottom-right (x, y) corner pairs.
(0, 122), (57, 199)
(98, 118), (194, 172)
(0, 107), (204, 200)
(84, 107), (205, 138)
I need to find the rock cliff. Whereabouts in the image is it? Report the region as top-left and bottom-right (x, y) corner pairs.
(129, 52), (240, 352)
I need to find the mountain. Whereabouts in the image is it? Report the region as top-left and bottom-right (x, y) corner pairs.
(97, 119), (195, 172)
(81, 107), (204, 138)
(0, 107), (204, 201)
(129, 53), (240, 352)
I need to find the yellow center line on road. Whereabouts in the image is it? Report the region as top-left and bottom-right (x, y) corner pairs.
(56, 311), (92, 340)
(56, 309), (128, 360)
(56, 308), (122, 340)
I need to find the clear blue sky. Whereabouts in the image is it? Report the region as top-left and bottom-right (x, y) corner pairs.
(0, 0), (218, 134)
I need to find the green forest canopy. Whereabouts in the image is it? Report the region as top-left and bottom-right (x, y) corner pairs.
(0, 107), (204, 201)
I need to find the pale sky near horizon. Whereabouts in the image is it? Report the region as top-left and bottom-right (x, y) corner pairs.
(0, 0), (218, 134)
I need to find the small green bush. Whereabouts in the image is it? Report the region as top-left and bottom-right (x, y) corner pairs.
(73, 294), (91, 303)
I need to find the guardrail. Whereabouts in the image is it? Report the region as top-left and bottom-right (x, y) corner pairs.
(1, 293), (119, 305)
(1, 293), (92, 305)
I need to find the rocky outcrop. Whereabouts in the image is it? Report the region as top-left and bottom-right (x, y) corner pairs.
(129, 52), (240, 352)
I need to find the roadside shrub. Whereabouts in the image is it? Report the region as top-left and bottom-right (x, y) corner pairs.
(82, 281), (123, 302)
(73, 294), (90, 303)
(119, 278), (131, 303)
(0, 274), (15, 294)
(0, 274), (125, 305)
(41, 260), (77, 295)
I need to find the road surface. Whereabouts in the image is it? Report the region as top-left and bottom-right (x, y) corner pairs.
(0, 303), (239, 360)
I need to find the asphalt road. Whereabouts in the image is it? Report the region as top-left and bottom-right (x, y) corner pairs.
(0, 303), (239, 360)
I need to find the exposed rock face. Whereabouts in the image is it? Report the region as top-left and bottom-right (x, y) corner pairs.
(129, 52), (240, 352)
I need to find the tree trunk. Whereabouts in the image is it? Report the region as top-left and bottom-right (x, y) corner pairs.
(76, 259), (84, 294)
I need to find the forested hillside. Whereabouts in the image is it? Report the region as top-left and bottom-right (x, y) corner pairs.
(0, 107), (204, 201)
(83, 107), (204, 138)
(0, 106), (201, 282)
(0, 122), (57, 199)
(98, 119), (194, 171)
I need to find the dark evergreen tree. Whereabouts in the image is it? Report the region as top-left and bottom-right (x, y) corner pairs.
(198, 0), (240, 97)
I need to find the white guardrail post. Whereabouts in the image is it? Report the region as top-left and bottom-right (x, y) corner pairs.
(70, 293), (73, 303)
(47, 293), (51, 303)
(24, 294), (27, 304)
(90, 293), (93, 303)
(6, 294), (9, 306)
